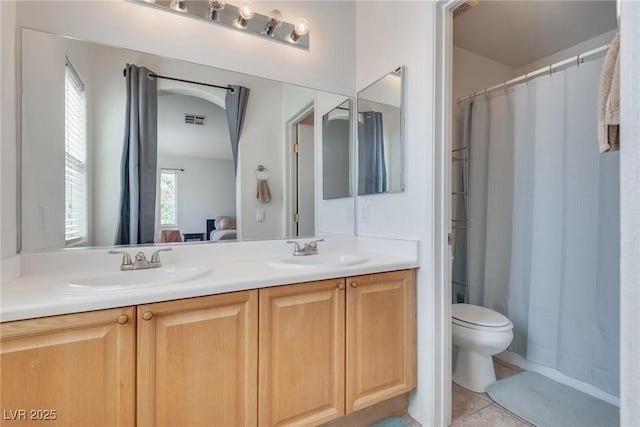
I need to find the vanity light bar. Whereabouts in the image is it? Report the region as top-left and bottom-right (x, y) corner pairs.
(131, 0), (310, 50)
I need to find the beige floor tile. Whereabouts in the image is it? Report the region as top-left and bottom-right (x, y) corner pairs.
(452, 403), (533, 427)
(493, 357), (524, 381)
(451, 382), (492, 422)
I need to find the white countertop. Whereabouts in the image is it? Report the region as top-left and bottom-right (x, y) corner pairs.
(0, 237), (419, 322)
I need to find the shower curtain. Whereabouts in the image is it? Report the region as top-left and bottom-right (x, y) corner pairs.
(361, 111), (387, 194)
(464, 55), (620, 396)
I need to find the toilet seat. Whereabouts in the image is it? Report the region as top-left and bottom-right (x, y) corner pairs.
(452, 304), (513, 332)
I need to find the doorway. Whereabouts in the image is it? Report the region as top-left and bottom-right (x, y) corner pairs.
(439, 1), (620, 425)
(287, 104), (315, 237)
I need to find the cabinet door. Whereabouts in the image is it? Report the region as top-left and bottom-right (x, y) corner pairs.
(137, 291), (257, 427)
(0, 307), (135, 427)
(259, 279), (345, 426)
(346, 270), (416, 412)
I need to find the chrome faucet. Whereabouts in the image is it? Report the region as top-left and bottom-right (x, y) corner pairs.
(286, 239), (324, 256)
(109, 248), (172, 271)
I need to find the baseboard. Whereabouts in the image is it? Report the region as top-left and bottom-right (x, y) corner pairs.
(496, 351), (620, 407)
(319, 393), (410, 427)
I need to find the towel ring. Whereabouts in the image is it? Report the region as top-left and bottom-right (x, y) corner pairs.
(255, 165), (270, 180)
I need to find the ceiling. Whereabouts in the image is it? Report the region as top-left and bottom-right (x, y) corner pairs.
(453, 1), (618, 68)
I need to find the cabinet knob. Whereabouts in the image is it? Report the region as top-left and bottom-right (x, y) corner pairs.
(351, 282), (358, 288)
(337, 283), (345, 290)
(117, 315), (129, 324)
(142, 311), (153, 321)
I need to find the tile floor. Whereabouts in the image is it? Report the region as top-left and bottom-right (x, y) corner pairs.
(451, 357), (535, 427)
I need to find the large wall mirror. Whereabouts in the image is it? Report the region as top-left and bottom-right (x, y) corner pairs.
(20, 28), (354, 251)
(357, 66), (404, 195)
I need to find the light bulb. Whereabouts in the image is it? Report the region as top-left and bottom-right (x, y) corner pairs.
(264, 9), (283, 36)
(236, 1), (255, 28)
(208, 0), (225, 20)
(169, 0), (187, 12)
(288, 17), (309, 43)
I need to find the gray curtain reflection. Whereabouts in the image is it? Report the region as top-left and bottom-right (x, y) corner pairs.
(360, 111), (387, 194)
(115, 64), (158, 245)
(225, 85), (250, 175)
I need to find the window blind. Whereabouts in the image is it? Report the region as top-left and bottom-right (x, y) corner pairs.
(65, 60), (87, 245)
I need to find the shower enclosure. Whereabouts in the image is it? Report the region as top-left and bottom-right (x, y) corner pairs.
(451, 51), (620, 397)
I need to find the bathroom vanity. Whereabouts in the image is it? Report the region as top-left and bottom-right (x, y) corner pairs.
(0, 240), (418, 427)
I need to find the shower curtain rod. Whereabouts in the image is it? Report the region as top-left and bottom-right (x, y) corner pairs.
(457, 44), (609, 104)
(122, 67), (232, 91)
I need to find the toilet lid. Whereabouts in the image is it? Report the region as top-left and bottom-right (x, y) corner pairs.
(452, 304), (511, 328)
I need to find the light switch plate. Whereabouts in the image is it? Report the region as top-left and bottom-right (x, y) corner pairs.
(256, 207), (266, 222)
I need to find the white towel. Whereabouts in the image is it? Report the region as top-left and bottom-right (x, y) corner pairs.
(598, 32), (620, 153)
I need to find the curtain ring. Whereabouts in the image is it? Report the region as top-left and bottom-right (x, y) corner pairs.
(549, 65), (553, 76)
(576, 54), (583, 66)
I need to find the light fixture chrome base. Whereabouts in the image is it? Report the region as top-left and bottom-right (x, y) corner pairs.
(131, 0), (310, 50)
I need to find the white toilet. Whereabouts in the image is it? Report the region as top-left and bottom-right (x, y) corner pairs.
(452, 303), (513, 393)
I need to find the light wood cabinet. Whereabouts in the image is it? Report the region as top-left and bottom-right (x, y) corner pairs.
(259, 278), (346, 426)
(259, 270), (417, 425)
(1, 269), (415, 427)
(346, 270), (416, 412)
(137, 290), (258, 427)
(0, 307), (135, 427)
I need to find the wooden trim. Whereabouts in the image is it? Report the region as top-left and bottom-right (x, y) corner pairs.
(319, 393), (410, 427)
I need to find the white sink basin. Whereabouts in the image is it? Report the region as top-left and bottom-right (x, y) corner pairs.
(55, 265), (210, 292)
(271, 254), (369, 268)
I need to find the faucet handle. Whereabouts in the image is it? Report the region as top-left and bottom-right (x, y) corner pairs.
(307, 239), (324, 248)
(109, 250), (133, 269)
(150, 247), (172, 264)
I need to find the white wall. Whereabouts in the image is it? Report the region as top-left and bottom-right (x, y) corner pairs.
(158, 155), (235, 236)
(452, 46), (516, 103)
(620, 2), (640, 425)
(513, 29), (617, 77)
(356, 1), (435, 424)
(158, 94), (231, 160)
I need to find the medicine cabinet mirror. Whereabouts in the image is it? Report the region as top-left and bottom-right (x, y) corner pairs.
(357, 66), (404, 196)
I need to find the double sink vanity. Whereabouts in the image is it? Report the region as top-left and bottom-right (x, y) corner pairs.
(4, 8), (413, 425)
(0, 237), (418, 426)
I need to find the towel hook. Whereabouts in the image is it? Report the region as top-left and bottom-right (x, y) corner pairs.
(255, 165), (270, 180)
